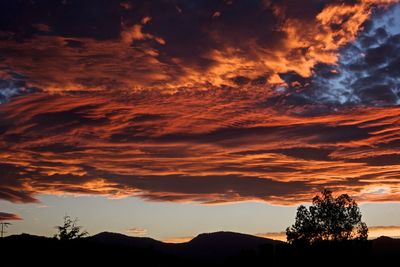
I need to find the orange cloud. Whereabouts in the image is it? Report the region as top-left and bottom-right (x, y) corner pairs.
(127, 227), (148, 236)
(0, 90), (399, 205)
(0, 1), (396, 92)
(1, 1), (400, 206)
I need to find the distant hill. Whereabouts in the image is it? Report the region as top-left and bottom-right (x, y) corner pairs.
(87, 231), (281, 262)
(188, 231), (281, 247)
(173, 231), (281, 261)
(372, 236), (400, 256)
(88, 231), (166, 248)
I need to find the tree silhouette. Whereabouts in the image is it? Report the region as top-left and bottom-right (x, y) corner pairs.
(55, 215), (88, 240)
(286, 190), (368, 244)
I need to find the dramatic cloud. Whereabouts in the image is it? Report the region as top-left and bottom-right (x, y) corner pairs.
(0, 90), (399, 205)
(284, 3), (400, 106)
(0, 0), (397, 92)
(0, 212), (22, 221)
(0, 1), (400, 206)
(127, 227), (148, 236)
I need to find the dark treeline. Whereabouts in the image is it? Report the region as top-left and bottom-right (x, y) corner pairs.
(1, 232), (399, 267)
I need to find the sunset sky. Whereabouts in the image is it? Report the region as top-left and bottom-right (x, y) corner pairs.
(1, 0), (400, 241)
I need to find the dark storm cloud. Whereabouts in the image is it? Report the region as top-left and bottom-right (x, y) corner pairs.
(267, 147), (334, 161)
(346, 154), (400, 166)
(0, 0), (121, 40)
(153, 123), (376, 146)
(137, 0), (281, 69)
(124, 174), (312, 203)
(0, 163), (38, 203)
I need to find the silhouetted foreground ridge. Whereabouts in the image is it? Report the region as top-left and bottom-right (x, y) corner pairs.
(1, 231), (399, 266)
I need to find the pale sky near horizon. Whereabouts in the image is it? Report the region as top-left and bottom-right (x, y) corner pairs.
(1, 194), (400, 241)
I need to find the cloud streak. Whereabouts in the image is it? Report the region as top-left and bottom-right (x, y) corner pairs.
(0, 90), (399, 205)
(127, 227), (148, 236)
(0, 1), (400, 206)
(0, 212), (22, 221)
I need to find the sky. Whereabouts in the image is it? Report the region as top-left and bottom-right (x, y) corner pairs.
(1, 0), (400, 241)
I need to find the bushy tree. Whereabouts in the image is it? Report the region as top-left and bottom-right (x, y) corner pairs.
(55, 215), (88, 240)
(286, 190), (368, 244)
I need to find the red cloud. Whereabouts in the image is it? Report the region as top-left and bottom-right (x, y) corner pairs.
(0, 91), (399, 205)
(0, 1), (399, 206)
(0, 212), (22, 221)
(0, 1), (396, 92)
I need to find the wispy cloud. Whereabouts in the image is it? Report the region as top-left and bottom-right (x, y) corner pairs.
(127, 227), (148, 236)
(256, 232), (286, 241)
(0, 212), (22, 221)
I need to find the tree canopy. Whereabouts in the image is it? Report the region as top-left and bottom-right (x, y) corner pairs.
(286, 190), (368, 244)
(55, 215), (88, 240)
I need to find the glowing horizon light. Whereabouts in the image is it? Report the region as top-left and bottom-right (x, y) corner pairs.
(1, 0), (400, 240)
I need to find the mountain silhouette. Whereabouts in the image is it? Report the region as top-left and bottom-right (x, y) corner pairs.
(89, 230), (280, 248)
(372, 235), (400, 264)
(174, 231), (280, 260)
(88, 231), (166, 248)
(188, 231), (281, 247)
(87, 231), (281, 262)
